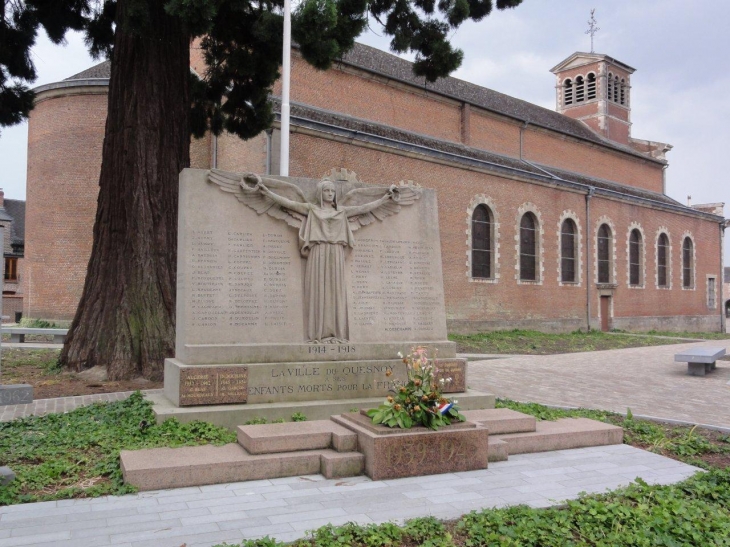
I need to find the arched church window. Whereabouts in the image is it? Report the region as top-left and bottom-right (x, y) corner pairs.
(613, 75), (620, 102)
(597, 224), (612, 283)
(563, 79), (573, 106)
(657, 233), (669, 287)
(586, 73), (596, 100)
(471, 205), (493, 279)
(682, 237), (693, 288)
(629, 229), (642, 286)
(620, 78), (626, 105)
(560, 219), (577, 283)
(520, 213), (538, 281)
(575, 76), (585, 102)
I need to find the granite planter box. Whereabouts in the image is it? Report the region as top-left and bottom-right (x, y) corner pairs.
(334, 412), (489, 480)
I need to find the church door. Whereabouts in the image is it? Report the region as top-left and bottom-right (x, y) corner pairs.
(600, 296), (611, 332)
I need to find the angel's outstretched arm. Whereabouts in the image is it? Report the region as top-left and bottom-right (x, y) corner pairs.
(247, 174), (310, 216)
(342, 189), (393, 217)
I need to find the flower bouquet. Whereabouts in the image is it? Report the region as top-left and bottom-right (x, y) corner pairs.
(367, 347), (465, 430)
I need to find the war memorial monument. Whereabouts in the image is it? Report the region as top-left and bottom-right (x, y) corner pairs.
(122, 168), (622, 489)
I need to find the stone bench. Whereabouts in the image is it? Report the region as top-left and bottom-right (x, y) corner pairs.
(1, 327), (68, 344)
(674, 347), (726, 376)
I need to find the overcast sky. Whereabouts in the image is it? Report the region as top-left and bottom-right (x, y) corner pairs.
(1, 0), (728, 259)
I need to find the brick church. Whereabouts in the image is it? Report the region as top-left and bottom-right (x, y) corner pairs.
(23, 43), (726, 332)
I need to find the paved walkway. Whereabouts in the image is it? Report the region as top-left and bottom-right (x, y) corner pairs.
(1, 341), (724, 546)
(467, 341), (730, 430)
(0, 444), (700, 547)
(0, 390), (164, 422)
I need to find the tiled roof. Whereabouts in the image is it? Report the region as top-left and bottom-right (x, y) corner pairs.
(61, 45), (658, 163)
(4, 199), (25, 244)
(337, 43), (658, 162)
(64, 60), (111, 80)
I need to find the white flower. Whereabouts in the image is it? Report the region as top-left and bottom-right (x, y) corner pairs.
(453, 399), (459, 404)
(397, 352), (403, 358)
(439, 378), (445, 384)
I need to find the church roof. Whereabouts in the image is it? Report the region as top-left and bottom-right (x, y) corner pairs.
(282, 99), (709, 219)
(57, 44), (661, 164)
(65, 60), (111, 81)
(550, 52), (636, 74)
(337, 44), (656, 163)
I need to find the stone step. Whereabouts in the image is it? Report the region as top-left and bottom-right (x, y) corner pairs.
(120, 444), (364, 491)
(148, 389), (496, 431)
(492, 418), (623, 455)
(488, 438), (509, 462)
(238, 420), (357, 454)
(461, 408), (537, 435)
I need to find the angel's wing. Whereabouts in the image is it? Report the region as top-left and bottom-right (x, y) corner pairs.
(207, 169), (308, 229)
(340, 183), (421, 231)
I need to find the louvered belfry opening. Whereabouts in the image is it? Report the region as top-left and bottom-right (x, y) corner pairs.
(597, 224), (611, 283)
(471, 204), (492, 279)
(520, 213), (537, 281)
(560, 219), (576, 283)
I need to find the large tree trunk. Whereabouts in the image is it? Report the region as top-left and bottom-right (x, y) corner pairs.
(59, 0), (190, 380)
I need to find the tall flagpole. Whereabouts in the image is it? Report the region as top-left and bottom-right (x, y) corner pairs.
(280, 0), (291, 176)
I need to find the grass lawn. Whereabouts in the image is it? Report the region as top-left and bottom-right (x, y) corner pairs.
(448, 328), (718, 355)
(2, 392), (730, 545)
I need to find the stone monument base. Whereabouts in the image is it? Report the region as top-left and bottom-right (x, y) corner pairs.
(165, 339), (464, 402)
(148, 389), (495, 431)
(332, 412), (489, 480)
(0, 384), (33, 406)
(121, 408), (624, 491)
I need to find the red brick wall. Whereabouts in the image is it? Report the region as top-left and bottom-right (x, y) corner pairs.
(288, 57), (463, 144)
(23, 50), (715, 332)
(216, 132), (267, 173)
(522, 129), (662, 193)
(24, 91), (106, 320)
(285, 130), (721, 332)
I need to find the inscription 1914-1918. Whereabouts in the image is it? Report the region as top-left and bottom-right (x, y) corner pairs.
(179, 367), (249, 406)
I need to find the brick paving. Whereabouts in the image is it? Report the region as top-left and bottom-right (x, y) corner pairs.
(0, 390), (164, 422)
(467, 341), (730, 429)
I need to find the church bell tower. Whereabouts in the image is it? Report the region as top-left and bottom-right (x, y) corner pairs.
(550, 53), (635, 146)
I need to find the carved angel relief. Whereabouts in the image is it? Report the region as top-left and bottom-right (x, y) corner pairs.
(207, 168), (421, 344)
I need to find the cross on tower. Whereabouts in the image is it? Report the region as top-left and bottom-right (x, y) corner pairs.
(585, 9), (600, 53)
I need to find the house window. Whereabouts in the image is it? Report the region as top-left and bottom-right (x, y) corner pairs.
(682, 237), (693, 288)
(586, 73), (596, 100)
(563, 79), (573, 106)
(520, 213), (538, 281)
(597, 224), (611, 283)
(708, 277), (717, 309)
(657, 233), (669, 287)
(560, 219), (577, 283)
(629, 229), (642, 286)
(4, 257), (18, 282)
(471, 204), (493, 279)
(575, 76), (585, 102)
